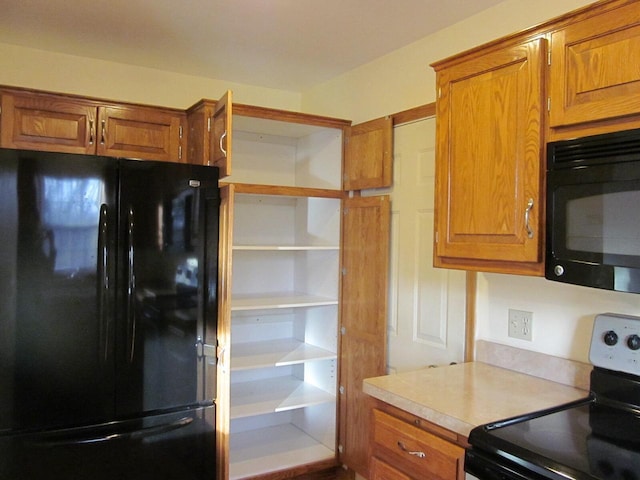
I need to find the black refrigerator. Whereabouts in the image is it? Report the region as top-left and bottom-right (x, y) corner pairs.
(0, 148), (219, 479)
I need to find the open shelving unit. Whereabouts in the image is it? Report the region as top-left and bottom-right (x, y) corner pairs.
(226, 112), (345, 479)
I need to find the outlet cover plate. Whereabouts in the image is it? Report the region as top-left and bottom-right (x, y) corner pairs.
(508, 309), (533, 341)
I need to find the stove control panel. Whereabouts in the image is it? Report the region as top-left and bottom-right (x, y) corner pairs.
(590, 313), (640, 375)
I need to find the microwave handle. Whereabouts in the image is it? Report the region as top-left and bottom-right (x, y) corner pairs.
(525, 198), (534, 239)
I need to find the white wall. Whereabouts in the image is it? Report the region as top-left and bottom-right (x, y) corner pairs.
(301, 0), (638, 364)
(0, 43), (301, 111)
(477, 274), (640, 363)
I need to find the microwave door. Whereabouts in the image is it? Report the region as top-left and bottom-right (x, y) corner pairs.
(546, 163), (640, 293)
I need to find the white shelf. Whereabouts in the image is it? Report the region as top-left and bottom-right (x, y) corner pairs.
(231, 293), (338, 311)
(229, 424), (335, 480)
(233, 245), (339, 251)
(231, 377), (335, 419)
(232, 338), (337, 371)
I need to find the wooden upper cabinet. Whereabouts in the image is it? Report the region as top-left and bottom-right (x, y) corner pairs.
(0, 89), (186, 162)
(0, 90), (95, 154)
(549, 1), (640, 128)
(433, 38), (546, 275)
(344, 117), (393, 190)
(96, 105), (185, 162)
(186, 91), (232, 175)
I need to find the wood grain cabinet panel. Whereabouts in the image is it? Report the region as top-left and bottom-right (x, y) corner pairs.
(344, 117), (393, 190)
(0, 89), (186, 162)
(96, 105), (184, 162)
(370, 456), (413, 480)
(0, 91), (95, 154)
(432, 38), (546, 275)
(549, 1), (640, 127)
(186, 91), (232, 173)
(370, 409), (465, 480)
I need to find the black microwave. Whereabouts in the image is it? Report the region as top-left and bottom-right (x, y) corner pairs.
(546, 128), (640, 294)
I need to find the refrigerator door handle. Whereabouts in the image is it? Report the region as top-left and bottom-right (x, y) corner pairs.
(29, 416), (194, 447)
(97, 204), (111, 363)
(126, 206), (137, 363)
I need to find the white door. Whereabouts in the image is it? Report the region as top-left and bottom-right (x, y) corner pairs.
(383, 116), (466, 372)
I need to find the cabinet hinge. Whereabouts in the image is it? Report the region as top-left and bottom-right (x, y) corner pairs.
(339, 386), (345, 395)
(179, 145), (183, 160)
(341, 268), (347, 276)
(179, 125), (183, 139)
(207, 117), (211, 133)
(547, 49), (551, 66)
(435, 231), (439, 244)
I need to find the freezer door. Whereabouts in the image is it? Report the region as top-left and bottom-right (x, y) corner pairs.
(116, 160), (219, 416)
(0, 149), (118, 432)
(0, 405), (215, 480)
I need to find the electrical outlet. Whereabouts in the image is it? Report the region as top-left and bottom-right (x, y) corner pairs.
(508, 309), (533, 341)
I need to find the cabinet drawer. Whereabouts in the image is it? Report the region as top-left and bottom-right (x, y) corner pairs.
(370, 456), (413, 480)
(371, 409), (464, 480)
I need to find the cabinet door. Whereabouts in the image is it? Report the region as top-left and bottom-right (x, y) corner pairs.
(339, 195), (390, 478)
(0, 91), (96, 154)
(344, 117), (393, 190)
(549, 2), (640, 127)
(216, 185), (234, 480)
(434, 38), (545, 275)
(210, 91), (232, 176)
(96, 105), (184, 162)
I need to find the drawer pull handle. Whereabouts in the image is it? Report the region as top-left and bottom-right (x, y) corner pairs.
(397, 441), (426, 459)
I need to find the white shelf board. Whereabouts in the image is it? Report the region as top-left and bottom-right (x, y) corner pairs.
(233, 245), (339, 251)
(231, 376), (335, 419)
(231, 293), (338, 311)
(232, 338), (337, 371)
(234, 115), (336, 139)
(229, 423), (335, 480)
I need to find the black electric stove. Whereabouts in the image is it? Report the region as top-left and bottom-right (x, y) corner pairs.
(465, 313), (640, 480)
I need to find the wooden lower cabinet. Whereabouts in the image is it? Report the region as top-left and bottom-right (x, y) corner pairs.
(369, 404), (466, 480)
(370, 457), (413, 480)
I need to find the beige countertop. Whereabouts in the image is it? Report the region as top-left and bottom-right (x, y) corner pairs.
(363, 361), (589, 438)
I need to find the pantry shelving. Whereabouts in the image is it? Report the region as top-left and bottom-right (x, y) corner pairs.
(224, 109), (346, 479)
